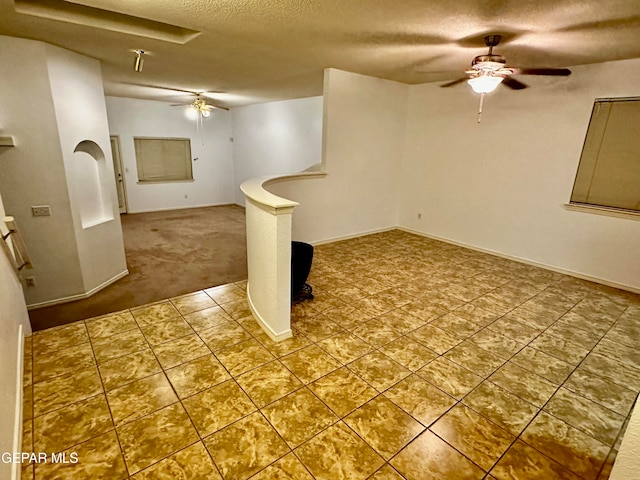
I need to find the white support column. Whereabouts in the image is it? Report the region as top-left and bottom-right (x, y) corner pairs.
(241, 177), (299, 341)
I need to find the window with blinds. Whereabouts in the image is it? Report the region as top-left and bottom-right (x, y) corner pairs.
(570, 98), (640, 213)
(134, 137), (193, 183)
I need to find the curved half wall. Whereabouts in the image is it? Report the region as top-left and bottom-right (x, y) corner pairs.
(240, 172), (324, 341)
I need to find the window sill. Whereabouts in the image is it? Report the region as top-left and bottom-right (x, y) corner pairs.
(565, 203), (640, 221)
(136, 179), (195, 185)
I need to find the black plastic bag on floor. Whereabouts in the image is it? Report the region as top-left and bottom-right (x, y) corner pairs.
(291, 241), (314, 302)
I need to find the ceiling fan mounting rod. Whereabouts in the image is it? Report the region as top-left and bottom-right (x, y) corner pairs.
(484, 34), (501, 55)
(485, 34), (501, 47)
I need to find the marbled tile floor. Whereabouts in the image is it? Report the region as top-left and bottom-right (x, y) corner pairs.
(22, 230), (640, 480)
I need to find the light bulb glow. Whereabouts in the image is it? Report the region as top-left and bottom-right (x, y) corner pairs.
(468, 75), (503, 94)
(185, 107), (199, 120)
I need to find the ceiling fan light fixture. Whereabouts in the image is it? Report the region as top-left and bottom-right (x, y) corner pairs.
(185, 107), (199, 120)
(188, 98), (212, 118)
(467, 75), (503, 94)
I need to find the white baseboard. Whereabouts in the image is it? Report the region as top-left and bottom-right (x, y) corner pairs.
(310, 226), (396, 247)
(398, 226), (640, 295)
(245, 282), (293, 342)
(11, 325), (24, 480)
(126, 202), (241, 214)
(26, 269), (129, 310)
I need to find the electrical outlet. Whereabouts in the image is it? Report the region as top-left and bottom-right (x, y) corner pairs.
(25, 277), (36, 287)
(31, 205), (51, 217)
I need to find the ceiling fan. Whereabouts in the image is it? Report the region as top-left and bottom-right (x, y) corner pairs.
(131, 85), (229, 143)
(440, 34), (571, 122)
(441, 34), (572, 93)
(125, 83), (229, 113)
(172, 96), (219, 119)
(167, 89), (229, 117)
(163, 89), (229, 143)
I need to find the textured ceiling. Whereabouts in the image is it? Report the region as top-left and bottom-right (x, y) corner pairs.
(2, 0), (640, 107)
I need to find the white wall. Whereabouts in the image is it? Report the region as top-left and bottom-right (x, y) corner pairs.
(268, 69), (407, 244)
(0, 36), (85, 305)
(0, 192), (31, 480)
(232, 96), (323, 205)
(398, 58), (640, 291)
(46, 45), (127, 294)
(106, 97), (235, 213)
(0, 36), (128, 307)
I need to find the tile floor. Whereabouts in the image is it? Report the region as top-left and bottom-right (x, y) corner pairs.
(22, 229), (640, 480)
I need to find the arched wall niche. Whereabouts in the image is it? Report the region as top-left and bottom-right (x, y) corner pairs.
(72, 140), (114, 228)
(74, 139), (104, 159)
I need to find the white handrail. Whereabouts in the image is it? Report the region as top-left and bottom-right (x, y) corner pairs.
(1, 216), (32, 273)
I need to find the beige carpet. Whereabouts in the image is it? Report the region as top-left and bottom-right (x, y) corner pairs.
(29, 205), (247, 331)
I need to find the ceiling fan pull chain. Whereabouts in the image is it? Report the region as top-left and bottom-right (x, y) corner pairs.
(198, 113), (204, 146)
(477, 93), (485, 123)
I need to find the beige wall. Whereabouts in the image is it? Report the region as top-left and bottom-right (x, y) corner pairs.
(0, 36), (127, 308)
(46, 45), (128, 295)
(269, 69), (407, 243)
(268, 62), (639, 292)
(232, 96), (323, 205)
(105, 96), (236, 213)
(398, 58), (640, 292)
(0, 36), (84, 305)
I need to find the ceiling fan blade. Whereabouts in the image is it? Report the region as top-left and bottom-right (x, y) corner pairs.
(170, 102), (229, 111)
(440, 77), (469, 88)
(502, 77), (528, 90)
(124, 83), (225, 97)
(514, 68), (571, 76)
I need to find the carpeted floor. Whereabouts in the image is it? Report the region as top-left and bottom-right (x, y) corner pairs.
(28, 205), (247, 331)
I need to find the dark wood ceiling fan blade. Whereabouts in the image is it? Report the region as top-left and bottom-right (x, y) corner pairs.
(515, 68), (572, 76)
(502, 77), (528, 90)
(440, 77), (468, 88)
